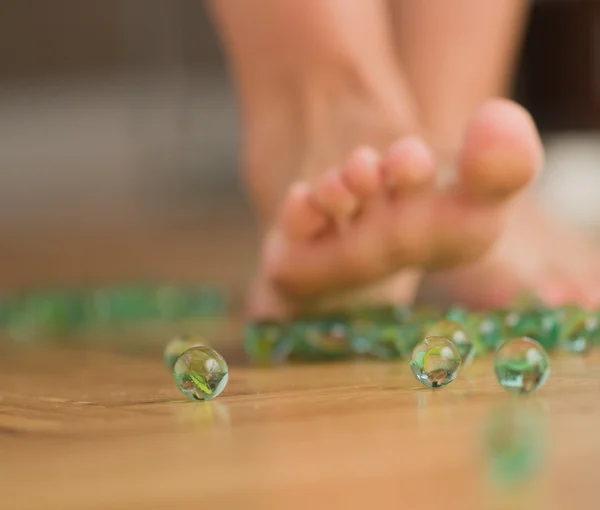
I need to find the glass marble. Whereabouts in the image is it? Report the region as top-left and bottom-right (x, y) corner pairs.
(0, 298), (8, 325)
(509, 293), (544, 312)
(108, 286), (157, 321)
(163, 335), (207, 369)
(352, 321), (395, 359)
(590, 312), (600, 345)
(556, 303), (586, 333)
(187, 286), (227, 317)
(349, 306), (416, 357)
(560, 315), (596, 354)
(467, 312), (504, 354)
(503, 309), (560, 351)
(494, 337), (550, 394)
(7, 292), (82, 340)
(373, 323), (422, 359)
(346, 318), (375, 355)
(349, 304), (411, 324)
(424, 320), (475, 365)
(244, 321), (293, 364)
(445, 305), (469, 324)
(290, 318), (353, 360)
(410, 336), (462, 388)
(395, 322), (423, 358)
(410, 305), (443, 330)
(173, 346), (229, 401)
(85, 288), (125, 323)
(155, 286), (190, 320)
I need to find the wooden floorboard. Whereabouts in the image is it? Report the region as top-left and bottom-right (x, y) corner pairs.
(1, 339), (599, 509)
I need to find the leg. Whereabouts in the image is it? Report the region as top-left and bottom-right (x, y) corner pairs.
(209, 0), (537, 318)
(391, 0), (599, 308)
(391, 0), (530, 157)
(208, 0), (415, 220)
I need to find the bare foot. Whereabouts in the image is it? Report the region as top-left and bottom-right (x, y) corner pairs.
(423, 195), (600, 310)
(249, 99), (542, 318)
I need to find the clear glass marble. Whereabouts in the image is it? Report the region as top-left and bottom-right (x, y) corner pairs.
(244, 321), (293, 364)
(163, 335), (207, 369)
(560, 315), (596, 354)
(467, 312), (504, 353)
(425, 319), (475, 365)
(503, 309), (560, 351)
(173, 346), (229, 401)
(410, 336), (462, 388)
(494, 337), (549, 394)
(291, 318), (353, 360)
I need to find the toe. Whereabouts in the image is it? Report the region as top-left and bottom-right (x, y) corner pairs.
(538, 275), (596, 309)
(458, 99), (544, 202)
(538, 279), (572, 307)
(381, 136), (435, 193)
(589, 283), (600, 309)
(565, 274), (600, 310)
(342, 146), (381, 198)
(313, 168), (360, 221)
(589, 269), (600, 308)
(280, 182), (329, 240)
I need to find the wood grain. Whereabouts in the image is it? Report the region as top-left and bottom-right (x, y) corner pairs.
(1, 340), (599, 510)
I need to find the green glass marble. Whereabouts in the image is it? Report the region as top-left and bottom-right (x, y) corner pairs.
(440, 308), (484, 356)
(164, 335), (207, 369)
(7, 292), (82, 340)
(290, 318), (353, 360)
(424, 320), (475, 365)
(155, 286), (190, 320)
(494, 337), (550, 394)
(0, 297), (11, 326)
(503, 309), (560, 351)
(590, 311), (600, 345)
(410, 305), (443, 330)
(244, 321), (293, 364)
(356, 322), (397, 359)
(394, 322), (423, 357)
(509, 293), (544, 312)
(467, 312), (504, 354)
(109, 286), (157, 321)
(560, 315), (596, 354)
(445, 305), (469, 324)
(173, 346), (229, 401)
(410, 336), (462, 388)
(346, 318), (376, 355)
(556, 303), (586, 333)
(85, 289), (122, 323)
(347, 305), (411, 353)
(187, 286), (227, 317)
(386, 305), (412, 323)
(350, 304), (411, 324)
(373, 322), (421, 359)
(0, 297), (10, 326)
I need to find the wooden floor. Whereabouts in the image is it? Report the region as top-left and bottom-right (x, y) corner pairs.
(1, 335), (600, 510)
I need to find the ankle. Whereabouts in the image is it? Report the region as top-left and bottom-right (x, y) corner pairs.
(240, 52), (413, 124)
(241, 54), (418, 166)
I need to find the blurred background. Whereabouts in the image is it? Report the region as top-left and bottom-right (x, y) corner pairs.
(0, 0), (599, 293)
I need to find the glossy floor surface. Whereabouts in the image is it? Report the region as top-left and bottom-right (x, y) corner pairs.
(1, 337), (599, 510)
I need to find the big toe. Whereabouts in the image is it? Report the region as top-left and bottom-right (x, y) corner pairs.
(458, 99), (544, 202)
